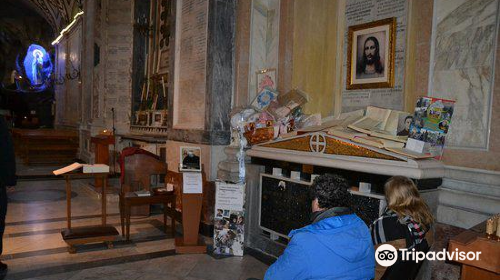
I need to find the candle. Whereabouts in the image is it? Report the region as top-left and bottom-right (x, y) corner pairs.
(496, 215), (500, 240)
(486, 218), (494, 238)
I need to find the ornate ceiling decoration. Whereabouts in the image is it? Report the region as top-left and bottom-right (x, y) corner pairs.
(19, 0), (82, 32)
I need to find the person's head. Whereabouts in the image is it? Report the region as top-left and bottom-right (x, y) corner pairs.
(404, 116), (413, 130)
(358, 36), (384, 74)
(237, 216), (244, 224)
(363, 37), (379, 64)
(384, 176), (434, 229)
(310, 174), (351, 212)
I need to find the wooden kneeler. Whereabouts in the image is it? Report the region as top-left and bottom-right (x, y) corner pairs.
(62, 173), (119, 253)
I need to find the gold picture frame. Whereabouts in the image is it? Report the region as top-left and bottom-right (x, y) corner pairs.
(346, 18), (396, 90)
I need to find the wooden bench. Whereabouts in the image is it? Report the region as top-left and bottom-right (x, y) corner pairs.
(12, 129), (78, 165)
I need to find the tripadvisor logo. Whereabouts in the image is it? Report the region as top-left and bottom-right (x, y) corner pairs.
(375, 244), (482, 267)
(375, 244), (398, 267)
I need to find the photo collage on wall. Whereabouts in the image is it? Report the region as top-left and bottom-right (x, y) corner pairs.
(408, 96), (455, 158)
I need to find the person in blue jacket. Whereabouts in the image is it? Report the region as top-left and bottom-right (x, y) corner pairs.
(264, 174), (375, 280)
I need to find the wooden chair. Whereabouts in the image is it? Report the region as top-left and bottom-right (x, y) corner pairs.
(119, 153), (176, 240)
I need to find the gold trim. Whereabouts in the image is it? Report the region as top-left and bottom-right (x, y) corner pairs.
(262, 136), (312, 152)
(261, 135), (402, 161)
(324, 138), (400, 160)
(346, 17), (397, 90)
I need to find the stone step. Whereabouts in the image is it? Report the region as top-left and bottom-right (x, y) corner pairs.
(442, 178), (500, 197)
(437, 204), (491, 229)
(438, 187), (500, 215)
(445, 166), (500, 186)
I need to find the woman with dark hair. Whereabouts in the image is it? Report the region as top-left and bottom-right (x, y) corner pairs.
(371, 176), (434, 280)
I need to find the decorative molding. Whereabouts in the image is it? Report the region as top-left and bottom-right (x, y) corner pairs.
(249, 133), (445, 179)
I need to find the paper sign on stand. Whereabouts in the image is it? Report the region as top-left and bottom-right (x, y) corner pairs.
(182, 172), (203, 193)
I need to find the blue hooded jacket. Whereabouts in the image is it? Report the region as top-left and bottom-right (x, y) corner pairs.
(264, 213), (375, 280)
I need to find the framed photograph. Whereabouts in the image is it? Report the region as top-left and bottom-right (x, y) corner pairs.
(179, 146), (201, 172)
(346, 18), (396, 90)
(152, 111), (163, 127)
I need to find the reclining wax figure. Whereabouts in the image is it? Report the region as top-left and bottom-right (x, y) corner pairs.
(371, 176), (434, 280)
(264, 174), (375, 280)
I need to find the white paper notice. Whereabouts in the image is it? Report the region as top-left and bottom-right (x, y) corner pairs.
(182, 172), (203, 194)
(215, 182), (245, 211)
(406, 138), (426, 153)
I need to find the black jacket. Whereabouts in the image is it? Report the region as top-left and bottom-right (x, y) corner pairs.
(0, 116), (16, 186)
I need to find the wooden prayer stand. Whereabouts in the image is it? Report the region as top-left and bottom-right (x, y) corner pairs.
(61, 172), (119, 253)
(90, 134), (115, 189)
(448, 225), (500, 280)
(175, 171), (207, 254)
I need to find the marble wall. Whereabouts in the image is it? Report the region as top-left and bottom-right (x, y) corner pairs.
(291, 0), (338, 117)
(247, 0), (281, 103)
(53, 0), (133, 161)
(430, 0), (500, 149)
(102, 0), (133, 135)
(54, 40), (67, 126)
(341, 0), (408, 112)
(233, 0), (252, 107)
(54, 22), (82, 129)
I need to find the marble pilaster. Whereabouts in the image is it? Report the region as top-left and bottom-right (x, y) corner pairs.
(248, 0), (281, 103)
(430, 0), (500, 149)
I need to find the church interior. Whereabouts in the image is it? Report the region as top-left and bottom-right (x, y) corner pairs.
(0, 0), (499, 279)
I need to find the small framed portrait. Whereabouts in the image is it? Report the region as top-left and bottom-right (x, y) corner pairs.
(346, 17), (396, 90)
(180, 146), (201, 172)
(152, 111), (163, 127)
(256, 69), (276, 95)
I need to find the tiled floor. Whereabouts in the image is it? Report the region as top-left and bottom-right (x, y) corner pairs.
(1, 177), (269, 280)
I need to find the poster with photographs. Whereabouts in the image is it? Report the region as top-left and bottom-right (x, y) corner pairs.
(408, 97), (455, 158)
(346, 18), (396, 90)
(180, 146), (201, 172)
(213, 182), (245, 256)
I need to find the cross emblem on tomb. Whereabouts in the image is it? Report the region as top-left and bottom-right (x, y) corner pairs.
(309, 133), (327, 153)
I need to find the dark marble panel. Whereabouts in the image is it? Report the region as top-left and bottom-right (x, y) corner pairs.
(158, 0), (235, 146)
(205, 0), (236, 136)
(131, 0), (150, 113)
